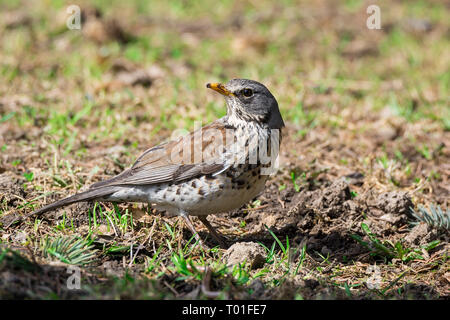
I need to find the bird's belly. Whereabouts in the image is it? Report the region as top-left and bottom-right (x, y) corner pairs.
(105, 165), (269, 216)
(176, 174), (268, 216)
(137, 167), (268, 216)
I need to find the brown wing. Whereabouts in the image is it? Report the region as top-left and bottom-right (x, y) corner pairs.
(90, 120), (234, 188)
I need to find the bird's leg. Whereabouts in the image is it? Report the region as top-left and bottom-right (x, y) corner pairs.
(198, 216), (227, 249)
(180, 211), (205, 248)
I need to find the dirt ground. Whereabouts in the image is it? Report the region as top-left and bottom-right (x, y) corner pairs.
(1, 122), (448, 299)
(0, 0), (449, 299)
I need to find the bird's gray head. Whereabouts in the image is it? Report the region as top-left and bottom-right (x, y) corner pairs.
(207, 79), (285, 129)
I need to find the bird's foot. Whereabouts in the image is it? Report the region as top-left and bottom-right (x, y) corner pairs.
(180, 211), (209, 250)
(198, 215), (228, 249)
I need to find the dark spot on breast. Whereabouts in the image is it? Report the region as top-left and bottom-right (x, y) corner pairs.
(198, 188), (205, 196)
(191, 180), (197, 188)
(180, 197), (185, 202)
(176, 188), (181, 195)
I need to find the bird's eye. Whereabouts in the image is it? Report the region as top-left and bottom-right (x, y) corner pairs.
(242, 88), (253, 97)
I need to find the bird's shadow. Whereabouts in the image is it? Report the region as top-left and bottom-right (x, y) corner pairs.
(192, 226), (365, 265)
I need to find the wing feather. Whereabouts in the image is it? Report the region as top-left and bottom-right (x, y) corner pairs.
(89, 120), (237, 188)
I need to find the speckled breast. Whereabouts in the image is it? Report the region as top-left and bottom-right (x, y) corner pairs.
(146, 163), (269, 216)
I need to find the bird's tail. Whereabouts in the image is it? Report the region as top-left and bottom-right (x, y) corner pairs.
(4, 186), (119, 227)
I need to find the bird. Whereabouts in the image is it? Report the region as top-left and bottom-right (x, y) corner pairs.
(7, 79), (284, 248)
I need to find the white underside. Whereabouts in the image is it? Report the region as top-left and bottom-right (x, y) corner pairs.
(103, 173), (267, 216)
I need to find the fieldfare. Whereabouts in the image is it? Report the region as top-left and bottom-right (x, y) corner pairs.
(9, 79), (284, 248)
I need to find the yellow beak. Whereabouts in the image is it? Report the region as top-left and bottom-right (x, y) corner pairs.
(206, 83), (234, 96)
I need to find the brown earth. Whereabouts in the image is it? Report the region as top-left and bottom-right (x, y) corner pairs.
(1, 124), (448, 299)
